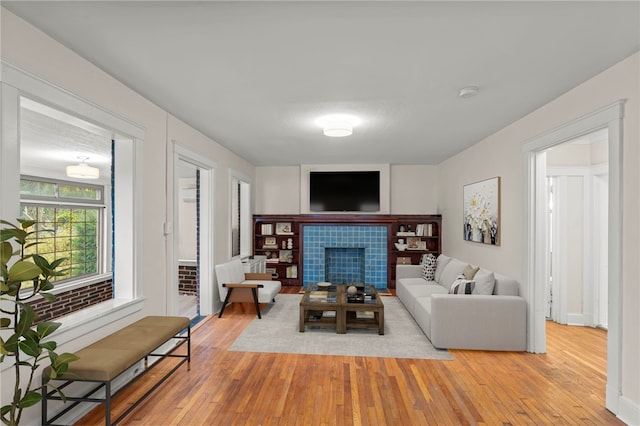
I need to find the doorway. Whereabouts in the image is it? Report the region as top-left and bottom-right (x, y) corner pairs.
(545, 129), (609, 328)
(175, 159), (199, 319)
(170, 144), (216, 318)
(523, 101), (623, 414)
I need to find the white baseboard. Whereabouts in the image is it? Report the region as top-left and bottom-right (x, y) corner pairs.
(618, 395), (640, 426)
(567, 313), (589, 326)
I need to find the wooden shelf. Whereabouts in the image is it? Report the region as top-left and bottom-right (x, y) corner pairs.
(253, 214), (441, 288)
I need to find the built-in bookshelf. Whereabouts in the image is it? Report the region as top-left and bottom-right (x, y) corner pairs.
(253, 214), (441, 288)
(253, 215), (300, 285)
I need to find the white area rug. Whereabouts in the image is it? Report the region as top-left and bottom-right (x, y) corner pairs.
(229, 294), (453, 360)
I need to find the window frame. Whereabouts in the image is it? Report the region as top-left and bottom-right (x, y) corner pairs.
(1, 61), (146, 360)
(19, 175), (107, 286)
(229, 170), (251, 259)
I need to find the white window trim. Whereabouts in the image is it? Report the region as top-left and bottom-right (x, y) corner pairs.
(1, 61), (146, 351)
(229, 169), (252, 259)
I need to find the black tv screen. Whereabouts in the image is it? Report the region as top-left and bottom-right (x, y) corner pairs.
(309, 171), (380, 212)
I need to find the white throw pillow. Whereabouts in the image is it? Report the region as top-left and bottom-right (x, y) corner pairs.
(473, 269), (496, 295)
(438, 258), (467, 289)
(434, 254), (451, 282)
(450, 275), (475, 294)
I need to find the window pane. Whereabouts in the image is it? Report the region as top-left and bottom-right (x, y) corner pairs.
(21, 205), (100, 283)
(60, 184), (101, 201)
(20, 179), (56, 197)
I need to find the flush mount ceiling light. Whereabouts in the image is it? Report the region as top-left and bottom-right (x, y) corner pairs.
(458, 85), (479, 98)
(66, 156), (99, 179)
(317, 114), (359, 138)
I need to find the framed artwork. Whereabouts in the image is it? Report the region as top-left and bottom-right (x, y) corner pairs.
(463, 177), (500, 245)
(276, 222), (293, 235)
(406, 237), (421, 250)
(262, 237), (277, 249)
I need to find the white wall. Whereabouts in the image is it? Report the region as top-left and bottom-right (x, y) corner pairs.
(255, 164), (439, 214)
(1, 9), (255, 423)
(437, 52), (639, 420)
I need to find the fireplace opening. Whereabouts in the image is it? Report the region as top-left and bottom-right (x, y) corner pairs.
(325, 247), (365, 284)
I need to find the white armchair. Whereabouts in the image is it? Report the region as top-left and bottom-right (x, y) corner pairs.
(215, 259), (281, 319)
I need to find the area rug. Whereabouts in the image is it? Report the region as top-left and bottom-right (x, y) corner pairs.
(229, 294), (453, 360)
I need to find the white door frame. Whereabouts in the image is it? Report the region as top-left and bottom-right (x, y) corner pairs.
(522, 101), (624, 414)
(169, 143), (217, 316)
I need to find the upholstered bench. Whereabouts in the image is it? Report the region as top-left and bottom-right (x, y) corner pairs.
(41, 316), (190, 426)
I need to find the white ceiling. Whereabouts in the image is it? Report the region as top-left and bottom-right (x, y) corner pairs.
(4, 1), (639, 167)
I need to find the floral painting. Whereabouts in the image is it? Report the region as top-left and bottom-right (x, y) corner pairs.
(463, 177), (500, 245)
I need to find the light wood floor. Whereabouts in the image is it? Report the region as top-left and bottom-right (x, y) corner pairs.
(77, 287), (621, 425)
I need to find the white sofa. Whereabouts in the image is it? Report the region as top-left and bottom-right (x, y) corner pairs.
(396, 254), (526, 351)
(215, 258), (281, 318)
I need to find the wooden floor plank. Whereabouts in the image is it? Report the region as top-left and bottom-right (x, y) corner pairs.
(76, 289), (622, 425)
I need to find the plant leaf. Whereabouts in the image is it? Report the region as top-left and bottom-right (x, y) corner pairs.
(37, 321), (61, 339)
(0, 241), (12, 264)
(54, 352), (80, 368)
(17, 391), (41, 408)
(16, 305), (36, 337)
(8, 260), (41, 282)
(19, 339), (41, 358)
(40, 341), (57, 351)
(17, 219), (36, 229)
(0, 403), (11, 414)
(40, 291), (56, 302)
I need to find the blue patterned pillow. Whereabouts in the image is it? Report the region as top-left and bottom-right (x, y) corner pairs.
(421, 253), (437, 281)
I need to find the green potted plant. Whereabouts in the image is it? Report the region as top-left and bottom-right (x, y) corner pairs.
(0, 219), (78, 426)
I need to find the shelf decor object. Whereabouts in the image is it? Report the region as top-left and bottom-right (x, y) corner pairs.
(463, 176), (500, 245)
(276, 222), (293, 235)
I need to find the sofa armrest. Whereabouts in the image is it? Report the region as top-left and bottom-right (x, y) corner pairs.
(244, 272), (272, 281)
(430, 294), (526, 351)
(396, 264), (423, 280)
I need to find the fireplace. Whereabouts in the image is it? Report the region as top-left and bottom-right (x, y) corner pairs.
(325, 247), (365, 283)
(302, 225), (387, 288)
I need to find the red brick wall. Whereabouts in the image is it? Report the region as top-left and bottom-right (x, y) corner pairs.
(29, 279), (113, 324)
(179, 264), (198, 295)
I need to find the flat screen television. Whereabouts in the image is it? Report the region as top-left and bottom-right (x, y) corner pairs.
(309, 171), (380, 212)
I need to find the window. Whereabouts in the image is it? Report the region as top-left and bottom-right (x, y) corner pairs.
(230, 173), (251, 258)
(20, 177), (105, 283)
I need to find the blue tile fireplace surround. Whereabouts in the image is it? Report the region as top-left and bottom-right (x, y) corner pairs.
(302, 225), (387, 288)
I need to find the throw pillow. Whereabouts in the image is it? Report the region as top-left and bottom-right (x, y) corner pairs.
(473, 269), (496, 295)
(421, 254), (437, 281)
(450, 275), (476, 294)
(463, 264), (480, 280)
(434, 254), (452, 283)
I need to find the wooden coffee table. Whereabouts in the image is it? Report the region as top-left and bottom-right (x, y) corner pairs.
(299, 284), (384, 335)
(340, 285), (384, 335)
(299, 284), (344, 332)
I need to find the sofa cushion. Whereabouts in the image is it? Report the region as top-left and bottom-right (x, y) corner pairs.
(401, 281), (448, 315)
(473, 269), (496, 295)
(449, 275), (475, 294)
(438, 258), (467, 288)
(421, 254), (437, 281)
(434, 254), (451, 282)
(413, 296), (433, 339)
(462, 264), (480, 280)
